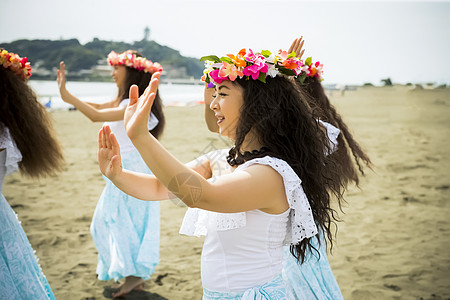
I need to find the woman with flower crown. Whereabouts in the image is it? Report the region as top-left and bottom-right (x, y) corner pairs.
(199, 39), (345, 299)
(97, 46), (346, 299)
(0, 49), (64, 299)
(56, 50), (165, 297)
(199, 38), (364, 299)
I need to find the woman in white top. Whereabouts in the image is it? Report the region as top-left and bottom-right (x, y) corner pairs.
(57, 50), (165, 297)
(98, 48), (344, 299)
(200, 38), (346, 299)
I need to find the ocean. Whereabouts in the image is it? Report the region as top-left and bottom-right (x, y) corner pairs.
(29, 80), (206, 110)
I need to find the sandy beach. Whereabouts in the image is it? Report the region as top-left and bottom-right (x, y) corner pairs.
(3, 85), (450, 299)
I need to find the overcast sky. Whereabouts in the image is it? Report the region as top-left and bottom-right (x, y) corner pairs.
(1, 0), (449, 85)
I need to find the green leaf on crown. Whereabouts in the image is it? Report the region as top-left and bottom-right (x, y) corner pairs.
(287, 51), (296, 59)
(305, 57), (312, 66)
(261, 50), (271, 58)
(200, 55), (221, 63)
(258, 72), (266, 83)
(297, 73), (307, 84)
(220, 56), (233, 64)
(274, 65), (297, 76)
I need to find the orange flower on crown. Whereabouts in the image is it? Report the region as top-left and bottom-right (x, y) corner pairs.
(227, 49), (247, 68)
(282, 58), (300, 70)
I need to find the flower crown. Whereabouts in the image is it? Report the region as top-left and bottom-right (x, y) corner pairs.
(200, 48), (323, 87)
(0, 49), (32, 81)
(107, 50), (163, 74)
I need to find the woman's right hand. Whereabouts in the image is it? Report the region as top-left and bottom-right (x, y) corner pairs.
(98, 125), (123, 180)
(124, 72), (161, 141)
(56, 61), (67, 91)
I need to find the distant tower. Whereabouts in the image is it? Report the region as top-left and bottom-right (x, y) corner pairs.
(143, 26), (150, 41)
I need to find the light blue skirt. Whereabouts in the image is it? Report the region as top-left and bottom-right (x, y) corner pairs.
(90, 149), (160, 281)
(0, 194), (56, 300)
(282, 234), (343, 300)
(203, 274), (292, 300)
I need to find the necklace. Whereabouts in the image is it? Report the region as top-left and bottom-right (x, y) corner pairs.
(226, 146), (270, 166)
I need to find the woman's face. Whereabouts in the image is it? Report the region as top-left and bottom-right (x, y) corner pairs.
(210, 81), (243, 140)
(111, 65), (127, 89)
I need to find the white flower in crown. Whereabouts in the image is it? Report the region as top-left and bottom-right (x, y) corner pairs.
(266, 64), (279, 78)
(266, 53), (276, 64)
(203, 60), (214, 76)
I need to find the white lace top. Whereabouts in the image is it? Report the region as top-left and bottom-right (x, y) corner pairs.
(105, 98), (159, 154)
(180, 156), (317, 292)
(178, 121), (340, 292)
(180, 156), (317, 244)
(0, 126), (22, 191)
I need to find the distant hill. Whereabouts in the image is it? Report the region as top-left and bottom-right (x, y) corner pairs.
(1, 38), (203, 81)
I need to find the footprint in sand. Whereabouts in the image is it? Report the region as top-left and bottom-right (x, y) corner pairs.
(435, 185), (449, 190)
(384, 284), (402, 291)
(154, 273), (169, 286)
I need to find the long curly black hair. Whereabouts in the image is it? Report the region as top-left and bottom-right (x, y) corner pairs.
(226, 76), (343, 263)
(0, 67), (64, 178)
(116, 50), (165, 139)
(298, 76), (372, 189)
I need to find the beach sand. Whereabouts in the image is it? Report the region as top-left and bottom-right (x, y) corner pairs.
(3, 85), (450, 299)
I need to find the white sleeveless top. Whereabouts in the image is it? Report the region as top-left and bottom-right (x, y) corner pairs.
(0, 126), (22, 192)
(179, 121), (340, 293)
(104, 99), (159, 153)
(180, 156), (317, 293)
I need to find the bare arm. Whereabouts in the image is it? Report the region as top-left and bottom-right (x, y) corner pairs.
(98, 125), (213, 201)
(120, 74), (288, 214)
(85, 100), (118, 109)
(57, 61), (124, 122)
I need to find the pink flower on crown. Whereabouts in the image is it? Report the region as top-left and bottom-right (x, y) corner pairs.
(107, 50), (163, 73)
(209, 69), (228, 84)
(218, 62), (244, 81)
(240, 49), (268, 80)
(244, 49), (267, 65)
(279, 50), (288, 60)
(242, 60), (268, 80)
(312, 61), (323, 79)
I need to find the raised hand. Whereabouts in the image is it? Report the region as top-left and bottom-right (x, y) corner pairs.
(98, 125), (123, 180)
(124, 72), (161, 141)
(56, 61), (67, 93)
(288, 36), (305, 59)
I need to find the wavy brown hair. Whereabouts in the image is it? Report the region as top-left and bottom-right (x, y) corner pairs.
(0, 67), (64, 178)
(115, 50), (165, 139)
(226, 76), (343, 263)
(298, 77), (372, 188)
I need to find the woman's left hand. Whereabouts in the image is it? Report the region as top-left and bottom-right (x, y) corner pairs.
(98, 125), (123, 180)
(124, 72), (161, 141)
(288, 36), (305, 59)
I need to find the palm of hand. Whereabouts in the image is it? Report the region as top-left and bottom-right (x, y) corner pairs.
(124, 73), (161, 141)
(98, 146), (116, 178)
(98, 126), (122, 180)
(57, 62), (66, 91)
